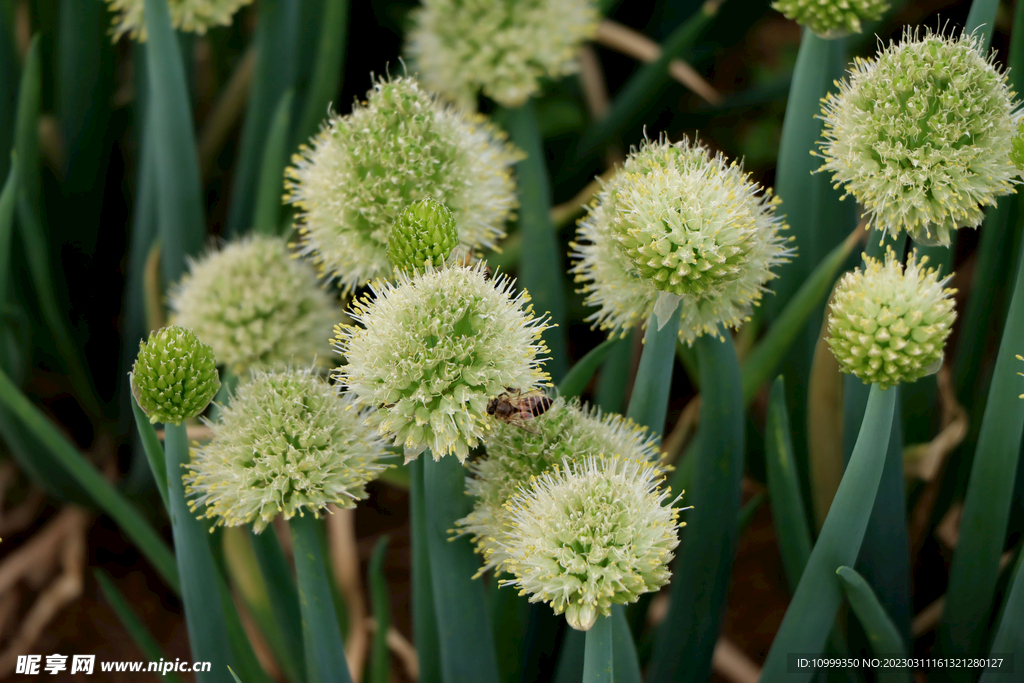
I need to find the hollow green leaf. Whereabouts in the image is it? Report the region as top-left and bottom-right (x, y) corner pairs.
(836, 566), (909, 683)
(253, 90), (293, 236)
(248, 527), (305, 683)
(222, 527), (303, 683)
(130, 393), (169, 510)
(580, 0), (722, 153)
(503, 101), (568, 380)
(939, 225), (1024, 667)
(0, 159), (17, 306)
(368, 535), (391, 683)
(409, 457), (442, 683)
(143, 0), (206, 286)
(979, 550), (1024, 683)
(741, 229), (860, 404)
(95, 570), (184, 683)
(559, 338), (618, 399)
(765, 376), (813, 590)
(626, 307), (682, 438)
(0, 7), (15, 183)
(164, 423), (236, 681)
(295, 0), (349, 146)
(759, 385), (896, 683)
(0, 365), (179, 590)
(423, 454), (500, 683)
(650, 331), (743, 683)
(965, 0), (999, 51)
(227, 0), (298, 236)
(595, 334), (634, 414)
(291, 512), (354, 683)
(583, 615), (613, 683)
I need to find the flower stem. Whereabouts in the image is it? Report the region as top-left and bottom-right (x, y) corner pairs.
(582, 614), (613, 683)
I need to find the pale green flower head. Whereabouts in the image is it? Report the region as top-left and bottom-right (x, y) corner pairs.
(105, 0), (252, 42)
(388, 199), (460, 276)
(819, 29), (1020, 247)
(333, 265), (551, 462)
(571, 136), (791, 345)
(457, 398), (661, 576)
(169, 235), (340, 376)
(827, 249), (956, 390)
(185, 367), (388, 532)
(501, 457), (681, 631)
(772, 0), (889, 38)
(406, 0), (599, 108)
(286, 76), (521, 291)
(131, 326), (220, 425)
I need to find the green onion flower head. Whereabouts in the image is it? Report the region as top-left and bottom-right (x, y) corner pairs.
(457, 398), (661, 576)
(388, 199), (460, 275)
(169, 235), (340, 376)
(1011, 120), (1024, 172)
(185, 367), (388, 532)
(286, 76), (520, 290)
(130, 325), (220, 425)
(406, 0), (600, 108)
(772, 0), (889, 38)
(501, 457), (681, 631)
(105, 0), (252, 42)
(571, 136), (791, 345)
(819, 29), (1020, 247)
(333, 265), (550, 462)
(827, 248), (956, 390)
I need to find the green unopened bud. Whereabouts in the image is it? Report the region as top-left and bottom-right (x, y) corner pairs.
(388, 199), (459, 275)
(131, 326), (221, 425)
(1011, 120), (1024, 172)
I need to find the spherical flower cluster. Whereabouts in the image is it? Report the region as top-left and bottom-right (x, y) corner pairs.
(571, 136), (791, 345)
(457, 398), (661, 575)
(772, 0), (889, 38)
(501, 457), (681, 631)
(333, 265), (550, 461)
(130, 326), (220, 425)
(169, 235), (340, 376)
(388, 199), (460, 275)
(105, 0), (252, 42)
(405, 0), (599, 108)
(818, 30), (1019, 247)
(285, 77), (520, 290)
(185, 368), (388, 532)
(827, 249), (956, 390)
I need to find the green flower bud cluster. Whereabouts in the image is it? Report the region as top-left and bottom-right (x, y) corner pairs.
(819, 30), (1019, 247)
(185, 368), (388, 532)
(105, 0), (252, 42)
(406, 0), (599, 108)
(571, 136), (790, 344)
(130, 326), (220, 425)
(457, 398), (661, 576)
(772, 0), (889, 38)
(286, 76), (520, 291)
(827, 249), (956, 390)
(170, 235), (340, 376)
(334, 265), (551, 462)
(388, 199), (460, 275)
(501, 457), (681, 631)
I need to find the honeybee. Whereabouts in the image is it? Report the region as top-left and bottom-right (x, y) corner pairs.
(486, 388), (553, 429)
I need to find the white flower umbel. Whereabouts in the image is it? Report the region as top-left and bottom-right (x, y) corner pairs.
(457, 398), (660, 576)
(333, 265), (550, 462)
(571, 136), (791, 345)
(105, 0), (252, 41)
(169, 235), (340, 376)
(501, 457), (681, 631)
(406, 0), (599, 108)
(286, 76), (520, 291)
(186, 368), (388, 532)
(819, 29), (1020, 246)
